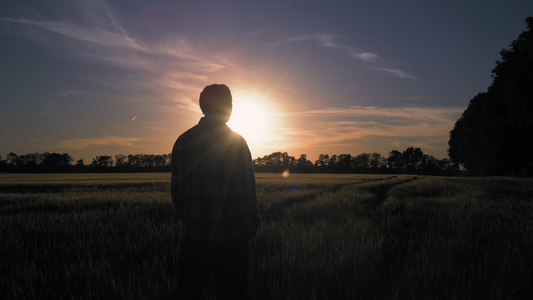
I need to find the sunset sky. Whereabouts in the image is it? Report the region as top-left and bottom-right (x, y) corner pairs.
(1, 1), (532, 163)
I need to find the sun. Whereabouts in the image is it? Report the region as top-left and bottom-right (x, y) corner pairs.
(227, 92), (275, 143)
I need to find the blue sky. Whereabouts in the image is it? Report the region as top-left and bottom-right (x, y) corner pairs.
(1, 1), (532, 162)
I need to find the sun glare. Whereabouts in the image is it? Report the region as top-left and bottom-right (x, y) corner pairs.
(227, 92), (276, 144)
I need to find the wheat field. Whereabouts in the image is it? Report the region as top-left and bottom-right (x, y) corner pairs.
(1, 173), (532, 299)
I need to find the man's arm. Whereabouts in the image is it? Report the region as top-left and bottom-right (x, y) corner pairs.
(171, 141), (184, 220)
(240, 139), (261, 239)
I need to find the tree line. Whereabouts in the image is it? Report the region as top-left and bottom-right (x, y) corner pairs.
(0, 153), (171, 173)
(253, 147), (457, 175)
(0, 147), (459, 175)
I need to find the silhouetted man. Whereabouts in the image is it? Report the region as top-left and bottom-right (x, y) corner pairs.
(171, 84), (261, 299)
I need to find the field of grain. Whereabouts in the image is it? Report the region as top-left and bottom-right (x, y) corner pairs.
(1, 173), (532, 299)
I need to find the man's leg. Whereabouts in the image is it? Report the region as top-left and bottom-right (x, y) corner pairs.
(214, 238), (250, 300)
(177, 240), (212, 299)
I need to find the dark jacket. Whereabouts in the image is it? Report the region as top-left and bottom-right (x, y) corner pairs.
(171, 117), (261, 241)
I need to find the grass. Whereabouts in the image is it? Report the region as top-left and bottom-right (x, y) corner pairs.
(1, 173), (532, 299)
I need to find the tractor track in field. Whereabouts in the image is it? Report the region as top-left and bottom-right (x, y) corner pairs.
(260, 176), (419, 223)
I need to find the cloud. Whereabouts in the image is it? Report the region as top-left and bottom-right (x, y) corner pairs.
(244, 27), (277, 37)
(49, 90), (85, 97)
(353, 52), (381, 62)
(281, 105), (462, 121)
(313, 35), (382, 63)
(7, 16), (175, 74)
(271, 33), (416, 79)
(6, 18), (146, 51)
(5, 5), (245, 111)
(42, 136), (142, 150)
(272, 34), (377, 59)
(369, 67), (417, 80)
(276, 105), (463, 155)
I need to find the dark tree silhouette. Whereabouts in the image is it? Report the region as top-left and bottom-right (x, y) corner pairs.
(370, 153), (385, 170)
(337, 154), (352, 173)
(91, 155), (114, 169)
(6, 152), (18, 166)
(403, 147), (424, 173)
(2, 149), (456, 174)
(314, 154), (330, 173)
(296, 154), (313, 172)
(0, 152), (72, 172)
(449, 17), (533, 176)
(352, 153), (370, 171)
(387, 150), (403, 172)
(74, 159), (85, 172)
(449, 93), (507, 175)
(41, 153), (73, 172)
(114, 154), (127, 168)
(250, 148), (455, 175)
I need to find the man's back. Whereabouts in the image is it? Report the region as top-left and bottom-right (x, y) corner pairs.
(171, 117), (259, 242)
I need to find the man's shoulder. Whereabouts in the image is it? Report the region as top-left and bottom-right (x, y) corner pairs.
(177, 124), (201, 140)
(173, 121), (248, 147)
(173, 123), (242, 146)
(172, 125), (201, 152)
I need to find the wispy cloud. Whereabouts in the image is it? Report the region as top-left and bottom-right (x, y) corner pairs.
(5, 3), (245, 112)
(281, 105), (462, 121)
(271, 33), (416, 79)
(244, 27), (277, 37)
(369, 67), (417, 80)
(49, 90), (85, 97)
(42, 136), (142, 150)
(6, 18), (147, 51)
(271, 34), (381, 62)
(276, 105), (462, 155)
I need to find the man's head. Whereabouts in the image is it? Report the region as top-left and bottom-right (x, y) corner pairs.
(199, 84), (232, 122)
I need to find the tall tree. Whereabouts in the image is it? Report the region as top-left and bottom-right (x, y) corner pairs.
(370, 153), (384, 169)
(402, 147), (424, 173)
(91, 155), (114, 168)
(387, 150), (403, 172)
(297, 154), (313, 172)
(337, 154), (352, 172)
(41, 153), (73, 171)
(314, 154), (330, 172)
(6, 152), (18, 166)
(353, 153), (371, 170)
(449, 17), (533, 175)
